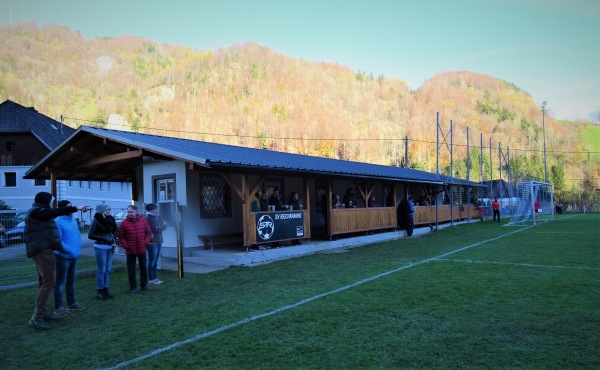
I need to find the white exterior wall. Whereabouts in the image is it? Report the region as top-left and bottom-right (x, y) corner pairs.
(1, 165), (132, 213)
(141, 159), (187, 257)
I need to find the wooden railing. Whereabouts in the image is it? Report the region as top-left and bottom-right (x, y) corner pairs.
(330, 207), (396, 236)
(415, 204), (478, 225)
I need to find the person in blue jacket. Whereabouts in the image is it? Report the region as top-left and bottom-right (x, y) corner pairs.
(54, 200), (86, 314)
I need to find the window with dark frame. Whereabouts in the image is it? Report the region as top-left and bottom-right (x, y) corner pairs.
(4, 172), (16, 187)
(5, 142), (15, 153)
(199, 174), (231, 218)
(34, 178), (46, 186)
(154, 175), (176, 223)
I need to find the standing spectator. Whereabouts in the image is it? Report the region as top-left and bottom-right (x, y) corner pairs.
(251, 191), (261, 212)
(368, 196), (378, 207)
(287, 192), (301, 210)
(24, 191), (90, 330)
(332, 193), (343, 208)
(145, 203), (167, 285)
(343, 187), (357, 208)
(492, 198), (500, 222)
(119, 205), (152, 294)
(259, 191), (269, 211)
(54, 200), (86, 315)
(269, 189), (284, 211)
(405, 193), (416, 236)
(88, 203), (118, 300)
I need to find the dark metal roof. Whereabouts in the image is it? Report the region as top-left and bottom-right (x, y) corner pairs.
(25, 126), (446, 183)
(89, 127), (450, 183)
(24, 125), (483, 188)
(0, 100), (75, 150)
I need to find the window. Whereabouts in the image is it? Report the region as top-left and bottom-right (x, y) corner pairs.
(199, 175), (231, 218)
(34, 178), (46, 186)
(3, 172), (16, 187)
(79, 181), (84, 188)
(5, 142), (15, 153)
(154, 175), (176, 223)
(68, 180), (75, 187)
(121, 182), (130, 193)
(88, 181), (92, 189)
(99, 181), (105, 191)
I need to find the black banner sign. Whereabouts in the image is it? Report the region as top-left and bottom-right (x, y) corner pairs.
(255, 212), (304, 242)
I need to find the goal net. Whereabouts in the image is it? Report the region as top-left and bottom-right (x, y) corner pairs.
(506, 181), (554, 226)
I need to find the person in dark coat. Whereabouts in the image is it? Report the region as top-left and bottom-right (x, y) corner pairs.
(118, 205), (152, 293)
(145, 203), (168, 285)
(88, 203), (118, 300)
(24, 192), (90, 330)
(269, 189), (284, 211)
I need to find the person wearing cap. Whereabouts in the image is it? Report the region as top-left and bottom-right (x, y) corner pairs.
(88, 203), (118, 300)
(145, 203), (167, 285)
(53, 200), (86, 315)
(24, 191), (90, 330)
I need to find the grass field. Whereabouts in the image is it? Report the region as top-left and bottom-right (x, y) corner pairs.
(1, 214), (598, 369)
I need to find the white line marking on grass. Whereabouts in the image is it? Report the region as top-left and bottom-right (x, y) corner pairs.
(102, 226), (532, 370)
(436, 259), (600, 270)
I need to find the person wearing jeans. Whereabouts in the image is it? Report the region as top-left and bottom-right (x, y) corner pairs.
(145, 203), (167, 285)
(88, 203), (118, 300)
(54, 200), (86, 314)
(24, 191), (90, 330)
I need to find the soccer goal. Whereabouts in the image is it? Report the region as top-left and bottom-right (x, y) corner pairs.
(506, 181), (554, 226)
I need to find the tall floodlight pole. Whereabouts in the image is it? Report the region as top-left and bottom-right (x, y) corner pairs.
(542, 101), (548, 182)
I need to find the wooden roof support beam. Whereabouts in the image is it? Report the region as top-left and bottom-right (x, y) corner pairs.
(77, 149), (142, 167)
(221, 172), (244, 203)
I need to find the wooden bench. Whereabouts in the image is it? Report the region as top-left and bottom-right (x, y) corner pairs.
(198, 232), (243, 251)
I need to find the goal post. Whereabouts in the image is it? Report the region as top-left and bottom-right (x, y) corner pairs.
(506, 180), (554, 226)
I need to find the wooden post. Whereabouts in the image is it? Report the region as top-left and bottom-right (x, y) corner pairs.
(50, 170), (57, 208)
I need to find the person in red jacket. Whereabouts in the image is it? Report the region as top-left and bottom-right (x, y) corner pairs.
(492, 198), (500, 222)
(118, 205), (152, 293)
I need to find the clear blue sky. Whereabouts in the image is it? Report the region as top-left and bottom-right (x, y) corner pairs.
(2, 0), (599, 121)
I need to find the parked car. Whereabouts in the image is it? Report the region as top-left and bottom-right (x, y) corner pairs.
(113, 210), (127, 227)
(4, 221), (25, 243)
(0, 211), (27, 230)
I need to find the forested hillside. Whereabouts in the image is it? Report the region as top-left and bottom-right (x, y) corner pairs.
(1, 22), (597, 191)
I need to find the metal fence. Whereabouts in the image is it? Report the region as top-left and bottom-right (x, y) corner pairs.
(0, 210), (127, 290)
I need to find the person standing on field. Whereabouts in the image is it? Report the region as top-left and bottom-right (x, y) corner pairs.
(54, 200), (86, 315)
(119, 205), (152, 293)
(145, 203), (167, 285)
(405, 193), (416, 237)
(24, 191), (90, 330)
(88, 203), (118, 300)
(492, 198), (500, 222)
